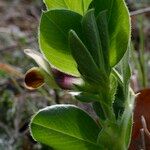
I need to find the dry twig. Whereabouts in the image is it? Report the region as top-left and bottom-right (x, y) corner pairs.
(141, 116), (150, 140)
(0, 63), (23, 78)
(140, 128), (146, 150)
(130, 7), (150, 16)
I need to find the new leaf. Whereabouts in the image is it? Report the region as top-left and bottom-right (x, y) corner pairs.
(91, 0), (131, 67)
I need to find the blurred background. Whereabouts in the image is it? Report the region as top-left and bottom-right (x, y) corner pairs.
(0, 0), (149, 150)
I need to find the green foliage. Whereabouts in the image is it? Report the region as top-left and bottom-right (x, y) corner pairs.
(39, 9), (82, 76)
(96, 10), (110, 74)
(40, 0), (131, 77)
(91, 0), (131, 67)
(97, 124), (118, 147)
(69, 30), (107, 87)
(44, 0), (92, 15)
(28, 0), (134, 149)
(82, 9), (105, 70)
(30, 105), (103, 150)
(75, 92), (99, 103)
(92, 102), (106, 121)
(121, 49), (131, 98)
(109, 74), (118, 103)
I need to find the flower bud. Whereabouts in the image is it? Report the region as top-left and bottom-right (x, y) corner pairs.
(52, 69), (82, 90)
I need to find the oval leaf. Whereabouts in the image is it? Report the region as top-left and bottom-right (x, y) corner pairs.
(30, 105), (102, 150)
(44, 0), (92, 15)
(39, 9), (83, 76)
(92, 0), (131, 66)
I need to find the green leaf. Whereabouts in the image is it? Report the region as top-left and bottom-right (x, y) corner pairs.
(96, 10), (110, 74)
(97, 123), (126, 149)
(39, 9), (82, 76)
(75, 92), (99, 103)
(92, 102), (106, 121)
(30, 105), (102, 150)
(69, 30), (107, 87)
(113, 82), (125, 119)
(112, 70), (126, 118)
(120, 92), (135, 149)
(43, 0), (92, 15)
(121, 49), (131, 98)
(109, 73), (118, 103)
(92, 0), (131, 66)
(81, 9), (104, 70)
(124, 116), (132, 148)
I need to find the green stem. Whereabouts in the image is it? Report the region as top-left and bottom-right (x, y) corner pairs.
(99, 100), (115, 121)
(98, 85), (115, 122)
(120, 92), (135, 148)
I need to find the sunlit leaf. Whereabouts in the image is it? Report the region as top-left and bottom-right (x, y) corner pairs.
(39, 9), (83, 76)
(44, 0), (92, 15)
(30, 105), (103, 150)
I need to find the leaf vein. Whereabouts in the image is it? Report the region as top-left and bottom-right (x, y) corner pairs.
(32, 122), (99, 146)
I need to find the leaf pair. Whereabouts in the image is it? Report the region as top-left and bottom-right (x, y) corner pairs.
(40, 0), (131, 77)
(40, 8), (109, 87)
(29, 0), (133, 149)
(91, 0), (131, 67)
(39, 9), (109, 78)
(69, 9), (110, 86)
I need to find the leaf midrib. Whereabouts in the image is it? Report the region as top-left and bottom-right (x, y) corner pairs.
(32, 121), (100, 147)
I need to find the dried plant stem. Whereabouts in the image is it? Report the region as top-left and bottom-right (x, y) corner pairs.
(140, 128), (146, 150)
(130, 7), (150, 16)
(0, 63), (23, 78)
(141, 116), (150, 140)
